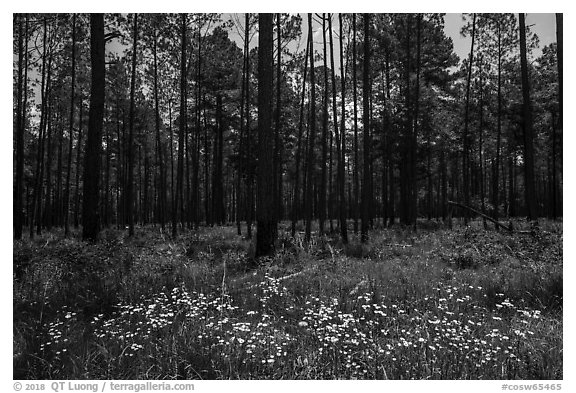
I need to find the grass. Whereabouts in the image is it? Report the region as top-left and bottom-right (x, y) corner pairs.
(13, 219), (563, 379)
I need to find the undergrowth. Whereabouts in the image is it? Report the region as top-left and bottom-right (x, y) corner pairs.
(13, 220), (563, 380)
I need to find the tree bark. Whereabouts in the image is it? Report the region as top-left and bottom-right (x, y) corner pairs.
(64, 14), (76, 236)
(14, 14), (25, 239)
(360, 13), (371, 243)
(519, 13), (537, 220)
(153, 22), (166, 231)
(82, 14), (105, 241)
(173, 14), (186, 237)
(462, 13), (476, 225)
(304, 13), (316, 244)
(255, 13), (276, 258)
(126, 14), (138, 237)
(338, 13), (349, 244)
(291, 27), (309, 237)
(352, 14), (360, 234)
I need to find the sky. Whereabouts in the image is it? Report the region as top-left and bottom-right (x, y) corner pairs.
(444, 13), (556, 61)
(225, 13), (558, 74)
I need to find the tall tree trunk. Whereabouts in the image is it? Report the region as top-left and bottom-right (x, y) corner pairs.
(337, 13), (348, 243)
(411, 13), (421, 229)
(74, 99), (83, 228)
(44, 101), (54, 231)
(169, 100), (175, 225)
(153, 23), (166, 231)
(319, 14), (328, 235)
(193, 25), (203, 229)
(64, 14), (76, 236)
(245, 17), (253, 239)
(360, 13), (371, 243)
(384, 42), (394, 226)
(104, 117), (111, 227)
(274, 13), (283, 228)
(174, 14), (186, 237)
(304, 13), (316, 244)
(291, 27), (309, 237)
(29, 17), (48, 239)
(399, 14), (411, 226)
(352, 14), (360, 235)
(126, 14), (138, 237)
(462, 13), (476, 224)
(237, 15), (248, 236)
(255, 13), (276, 258)
(478, 73), (487, 228)
(519, 13), (537, 221)
(213, 94), (224, 225)
(244, 13), (254, 238)
(82, 14), (105, 241)
(493, 20), (502, 222)
(554, 13), (562, 219)
(14, 14), (25, 239)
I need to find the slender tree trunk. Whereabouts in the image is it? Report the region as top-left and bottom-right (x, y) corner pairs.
(245, 19), (253, 239)
(478, 73), (487, 229)
(37, 55), (53, 235)
(74, 99), (83, 228)
(319, 14), (328, 235)
(30, 17), (48, 239)
(274, 13), (283, 229)
(82, 14), (105, 241)
(213, 94), (224, 225)
(14, 14), (25, 239)
(400, 14), (411, 226)
(291, 28), (309, 237)
(462, 13), (476, 225)
(352, 14), (359, 234)
(55, 108), (64, 227)
(126, 14), (138, 237)
(255, 13), (276, 258)
(236, 15), (248, 236)
(554, 13), (562, 219)
(104, 118), (111, 227)
(337, 13), (348, 243)
(411, 13), (421, 229)
(493, 21), (502, 222)
(174, 14), (186, 237)
(519, 13), (537, 221)
(64, 14), (76, 236)
(193, 26), (203, 229)
(153, 23), (166, 231)
(360, 13), (371, 243)
(44, 101), (54, 231)
(169, 100), (174, 224)
(304, 13), (316, 244)
(245, 13), (254, 238)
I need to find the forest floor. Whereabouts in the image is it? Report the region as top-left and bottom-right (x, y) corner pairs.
(13, 219), (562, 380)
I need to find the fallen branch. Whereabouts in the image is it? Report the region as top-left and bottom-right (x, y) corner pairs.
(447, 200), (513, 232)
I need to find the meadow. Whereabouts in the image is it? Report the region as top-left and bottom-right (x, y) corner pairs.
(13, 220), (562, 379)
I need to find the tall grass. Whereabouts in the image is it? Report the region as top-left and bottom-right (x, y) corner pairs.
(13, 221), (562, 379)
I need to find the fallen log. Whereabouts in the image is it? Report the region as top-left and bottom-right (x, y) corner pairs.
(447, 200), (513, 232)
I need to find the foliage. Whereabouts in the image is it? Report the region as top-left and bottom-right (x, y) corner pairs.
(14, 222), (562, 379)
